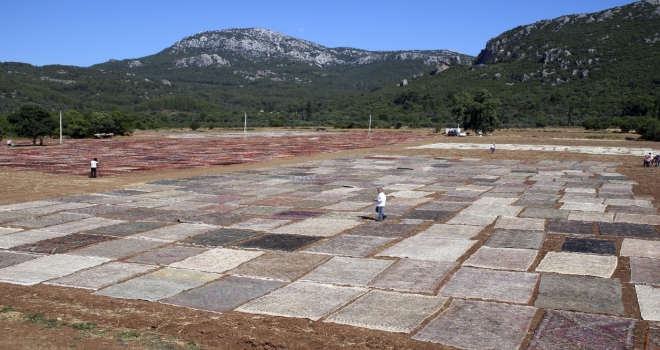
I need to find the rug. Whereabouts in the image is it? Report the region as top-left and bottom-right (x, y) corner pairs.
(228, 218), (290, 232)
(561, 237), (616, 255)
(527, 310), (636, 350)
(41, 217), (125, 234)
(463, 246), (538, 271)
(169, 248), (263, 273)
(181, 228), (260, 247)
(0, 211), (34, 223)
(377, 236), (476, 262)
(417, 224), (484, 240)
(416, 202), (469, 212)
(133, 223), (216, 242)
(303, 235), (392, 257)
(233, 206), (291, 216)
(412, 299), (536, 349)
(607, 205), (657, 215)
(0, 251), (38, 268)
(636, 285), (660, 321)
(160, 276), (286, 313)
(94, 268), (222, 302)
(439, 267), (538, 304)
(185, 212), (250, 226)
(101, 208), (169, 220)
(11, 233), (116, 254)
(536, 251), (617, 278)
(269, 210), (324, 220)
(368, 259), (456, 293)
(546, 220), (594, 235)
(46, 262), (157, 290)
(346, 223), (418, 238)
(598, 222), (660, 239)
(495, 216), (545, 231)
(9, 212), (92, 229)
(629, 257), (660, 286)
(85, 221), (167, 237)
(300, 256), (394, 286)
(0, 227), (24, 236)
(0, 254), (110, 286)
(271, 218), (362, 237)
(620, 239), (660, 259)
(462, 204), (523, 217)
(127, 245), (208, 265)
(485, 230), (546, 249)
(236, 281), (368, 321)
(534, 274), (625, 316)
(649, 326), (660, 350)
(67, 237), (166, 259)
(235, 234), (321, 251)
(520, 208), (569, 220)
(403, 210), (455, 221)
(0, 230), (69, 249)
(325, 290), (447, 333)
(228, 251), (329, 282)
(446, 213), (498, 226)
(568, 211), (614, 223)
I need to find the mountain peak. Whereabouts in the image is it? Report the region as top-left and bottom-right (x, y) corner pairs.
(166, 27), (470, 68)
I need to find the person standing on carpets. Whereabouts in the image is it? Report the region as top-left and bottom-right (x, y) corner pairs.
(90, 158), (99, 178)
(373, 187), (387, 221)
(490, 142), (496, 153)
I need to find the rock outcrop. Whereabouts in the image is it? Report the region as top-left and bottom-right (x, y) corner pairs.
(168, 28), (470, 68)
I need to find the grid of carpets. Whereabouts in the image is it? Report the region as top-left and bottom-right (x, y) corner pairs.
(0, 155), (658, 348)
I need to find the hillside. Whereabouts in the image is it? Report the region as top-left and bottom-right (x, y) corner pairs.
(0, 28), (471, 128)
(1, 1), (660, 130)
(390, 0), (660, 127)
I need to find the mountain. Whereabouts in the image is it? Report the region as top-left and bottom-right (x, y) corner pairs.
(0, 28), (472, 128)
(1, 1), (660, 131)
(394, 0), (660, 126)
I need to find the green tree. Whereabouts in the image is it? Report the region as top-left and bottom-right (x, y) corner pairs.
(451, 89), (501, 134)
(62, 110), (91, 138)
(306, 101), (313, 121)
(7, 105), (57, 145)
(90, 112), (116, 134)
(110, 110), (135, 135)
(0, 114), (11, 139)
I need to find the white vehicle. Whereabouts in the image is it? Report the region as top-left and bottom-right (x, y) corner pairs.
(458, 132), (467, 137)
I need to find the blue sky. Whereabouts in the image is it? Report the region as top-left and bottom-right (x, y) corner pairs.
(1, 0), (636, 67)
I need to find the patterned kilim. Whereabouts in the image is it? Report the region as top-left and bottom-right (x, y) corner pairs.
(527, 310), (636, 350)
(598, 222), (660, 239)
(235, 234), (321, 251)
(11, 234), (116, 254)
(0, 251), (37, 268)
(649, 327), (660, 350)
(412, 299), (536, 349)
(547, 220), (594, 235)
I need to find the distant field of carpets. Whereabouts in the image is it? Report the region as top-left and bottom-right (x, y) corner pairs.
(0, 132), (432, 176)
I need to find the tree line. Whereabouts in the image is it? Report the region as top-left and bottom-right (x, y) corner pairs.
(0, 88), (508, 142)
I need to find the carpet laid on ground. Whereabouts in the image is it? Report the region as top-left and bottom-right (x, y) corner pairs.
(324, 290), (447, 333)
(368, 259), (456, 293)
(534, 274), (624, 316)
(236, 281), (367, 321)
(412, 299), (536, 349)
(160, 276), (286, 313)
(527, 310), (636, 350)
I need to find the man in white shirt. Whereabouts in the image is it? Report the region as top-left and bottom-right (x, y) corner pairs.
(373, 187), (387, 221)
(90, 158), (99, 178)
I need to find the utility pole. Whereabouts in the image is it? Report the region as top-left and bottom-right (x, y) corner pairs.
(244, 112), (247, 134)
(368, 115), (372, 134)
(59, 111), (62, 145)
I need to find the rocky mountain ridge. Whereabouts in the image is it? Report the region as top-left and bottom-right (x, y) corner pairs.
(159, 28), (468, 68)
(472, 0), (660, 86)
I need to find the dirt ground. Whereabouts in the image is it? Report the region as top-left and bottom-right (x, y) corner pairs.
(1, 128), (658, 349)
